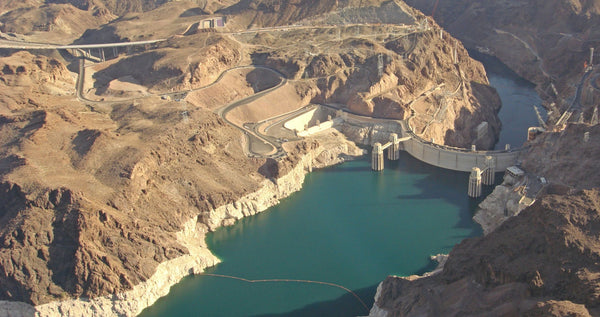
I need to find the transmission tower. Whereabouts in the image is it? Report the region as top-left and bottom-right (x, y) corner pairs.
(377, 54), (383, 78)
(533, 105), (547, 128)
(182, 111), (189, 124)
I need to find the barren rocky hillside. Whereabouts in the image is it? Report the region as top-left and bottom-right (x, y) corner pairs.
(0, 49), (269, 305)
(79, 0), (501, 148)
(0, 0), (506, 314)
(0, 1), (237, 43)
(522, 123), (600, 189)
(404, 0), (600, 111)
(375, 186), (600, 317)
(368, 2), (600, 316)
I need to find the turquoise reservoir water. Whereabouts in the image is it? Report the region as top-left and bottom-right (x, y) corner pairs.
(140, 157), (483, 317)
(139, 55), (540, 317)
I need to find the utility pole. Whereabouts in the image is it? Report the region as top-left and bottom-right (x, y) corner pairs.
(453, 41), (458, 64)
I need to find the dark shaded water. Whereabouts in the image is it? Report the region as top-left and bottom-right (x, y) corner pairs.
(139, 54), (541, 317)
(468, 50), (543, 149)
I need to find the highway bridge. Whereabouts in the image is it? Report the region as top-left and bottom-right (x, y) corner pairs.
(0, 38), (165, 50)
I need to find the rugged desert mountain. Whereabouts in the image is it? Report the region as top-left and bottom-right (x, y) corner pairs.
(0, 0), (502, 313)
(374, 185), (600, 316)
(0, 50), (265, 305)
(368, 3), (600, 316)
(0, 0), (237, 44)
(404, 0), (600, 112)
(0, 3), (113, 40)
(76, 0), (501, 148)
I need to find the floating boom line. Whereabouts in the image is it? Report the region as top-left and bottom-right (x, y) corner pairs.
(198, 273), (370, 313)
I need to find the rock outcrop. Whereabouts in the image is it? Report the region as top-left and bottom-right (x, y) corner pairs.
(86, 0), (501, 148)
(474, 123), (600, 235)
(0, 131), (364, 317)
(372, 188), (600, 317)
(404, 0), (600, 109)
(0, 0), (508, 315)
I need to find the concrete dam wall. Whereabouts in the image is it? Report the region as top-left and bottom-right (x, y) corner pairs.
(401, 131), (521, 172)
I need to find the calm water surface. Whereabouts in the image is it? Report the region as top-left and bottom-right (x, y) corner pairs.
(141, 157), (482, 317)
(469, 50), (543, 149)
(139, 55), (540, 317)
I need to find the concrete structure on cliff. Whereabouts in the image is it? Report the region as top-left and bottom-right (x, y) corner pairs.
(468, 167), (482, 198)
(0, 38), (165, 62)
(371, 133), (408, 171)
(284, 104), (522, 197)
(365, 118), (519, 198)
(467, 156), (496, 197)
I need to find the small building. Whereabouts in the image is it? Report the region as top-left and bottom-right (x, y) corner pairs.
(527, 127), (545, 141)
(506, 166), (525, 178)
(519, 195), (535, 207)
(199, 17), (226, 29)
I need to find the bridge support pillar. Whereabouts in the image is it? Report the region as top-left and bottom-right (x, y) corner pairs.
(100, 48), (105, 62)
(371, 143), (384, 171)
(113, 47), (118, 57)
(387, 133), (400, 160)
(468, 167), (482, 198)
(482, 156), (496, 185)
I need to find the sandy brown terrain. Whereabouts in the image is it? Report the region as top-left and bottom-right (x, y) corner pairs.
(0, 0), (560, 314)
(0, 49), (268, 304)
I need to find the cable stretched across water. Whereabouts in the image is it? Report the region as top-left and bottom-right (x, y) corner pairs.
(198, 273), (371, 313)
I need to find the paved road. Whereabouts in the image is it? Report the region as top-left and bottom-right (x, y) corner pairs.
(214, 67), (288, 158)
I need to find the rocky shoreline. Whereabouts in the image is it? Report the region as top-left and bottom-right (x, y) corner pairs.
(473, 177), (529, 235)
(367, 124), (600, 316)
(0, 109), (484, 316)
(0, 130), (366, 317)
